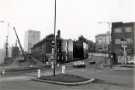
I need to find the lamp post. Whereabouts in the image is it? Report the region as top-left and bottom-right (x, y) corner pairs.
(98, 21), (112, 65)
(52, 0), (57, 76)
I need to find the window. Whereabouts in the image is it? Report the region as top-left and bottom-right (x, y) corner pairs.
(126, 38), (132, 44)
(114, 28), (122, 33)
(125, 27), (132, 32)
(115, 39), (121, 44)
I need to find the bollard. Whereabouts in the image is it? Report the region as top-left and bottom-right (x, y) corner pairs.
(62, 65), (66, 74)
(2, 70), (5, 75)
(37, 69), (41, 78)
(51, 62), (54, 69)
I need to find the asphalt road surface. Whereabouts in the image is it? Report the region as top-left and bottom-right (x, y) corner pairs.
(0, 56), (134, 90)
(0, 64), (134, 90)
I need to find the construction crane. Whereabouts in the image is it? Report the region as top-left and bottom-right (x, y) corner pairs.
(12, 26), (43, 65)
(13, 26), (26, 60)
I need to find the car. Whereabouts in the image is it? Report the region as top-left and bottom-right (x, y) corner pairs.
(88, 61), (96, 64)
(127, 60), (135, 64)
(72, 61), (86, 68)
(127, 56), (135, 64)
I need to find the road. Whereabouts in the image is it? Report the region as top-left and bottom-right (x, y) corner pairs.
(0, 56), (134, 90)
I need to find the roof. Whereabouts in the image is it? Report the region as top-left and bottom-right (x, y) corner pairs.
(32, 34), (54, 49)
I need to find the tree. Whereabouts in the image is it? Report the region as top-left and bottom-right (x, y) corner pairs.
(78, 35), (88, 43)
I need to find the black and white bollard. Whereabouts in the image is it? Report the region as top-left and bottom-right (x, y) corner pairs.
(37, 69), (41, 78)
(62, 65), (66, 74)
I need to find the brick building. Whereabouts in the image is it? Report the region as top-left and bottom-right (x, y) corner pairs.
(111, 22), (135, 64)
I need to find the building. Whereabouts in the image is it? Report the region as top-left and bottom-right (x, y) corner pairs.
(8, 47), (12, 58)
(11, 46), (20, 58)
(95, 31), (111, 52)
(31, 34), (88, 63)
(31, 34), (54, 63)
(61, 39), (73, 62)
(0, 48), (5, 64)
(24, 30), (40, 53)
(111, 22), (135, 64)
(87, 40), (95, 52)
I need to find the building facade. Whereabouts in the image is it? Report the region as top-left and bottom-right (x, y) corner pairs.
(0, 49), (5, 64)
(95, 31), (111, 52)
(31, 34), (54, 63)
(111, 22), (135, 64)
(24, 30), (40, 53)
(11, 46), (20, 58)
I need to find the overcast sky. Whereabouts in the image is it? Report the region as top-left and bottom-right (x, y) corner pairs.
(0, 0), (135, 49)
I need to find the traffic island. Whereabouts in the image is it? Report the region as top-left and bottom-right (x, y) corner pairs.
(32, 74), (95, 86)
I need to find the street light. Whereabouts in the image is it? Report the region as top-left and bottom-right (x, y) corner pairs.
(52, 0), (57, 76)
(97, 21), (112, 65)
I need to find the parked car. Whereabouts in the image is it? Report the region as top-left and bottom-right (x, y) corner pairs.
(127, 56), (135, 64)
(72, 61), (86, 68)
(88, 61), (96, 64)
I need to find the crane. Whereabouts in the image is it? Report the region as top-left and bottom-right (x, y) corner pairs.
(13, 26), (43, 65)
(13, 26), (26, 60)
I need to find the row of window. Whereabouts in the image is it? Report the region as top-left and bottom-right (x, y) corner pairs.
(115, 38), (133, 44)
(114, 27), (132, 33)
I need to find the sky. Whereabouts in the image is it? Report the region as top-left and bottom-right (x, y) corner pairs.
(0, 0), (135, 49)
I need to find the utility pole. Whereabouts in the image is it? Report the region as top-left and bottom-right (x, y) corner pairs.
(52, 0), (57, 76)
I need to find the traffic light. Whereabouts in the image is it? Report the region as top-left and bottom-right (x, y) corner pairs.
(51, 40), (55, 48)
(56, 30), (64, 64)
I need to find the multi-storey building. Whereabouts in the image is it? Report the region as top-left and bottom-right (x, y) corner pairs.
(111, 22), (135, 64)
(24, 30), (40, 53)
(95, 31), (111, 52)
